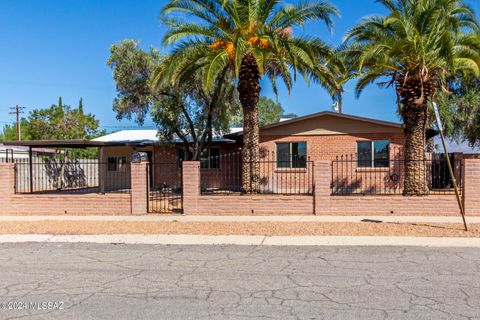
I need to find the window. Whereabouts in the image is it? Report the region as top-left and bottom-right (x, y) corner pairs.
(357, 141), (390, 168)
(276, 142), (307, 168)
(200, 147), (220, 169)
(107, 156), (127, 171)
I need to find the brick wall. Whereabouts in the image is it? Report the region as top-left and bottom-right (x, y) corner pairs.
(314, 161), (331, 215)
(6, 193), (132, 215)
(131, 161), (148, 215)
(329, 195), (461, 216)
(186, 159), (314, 214)
(195, 195), (313, 215)
(183, 160), (480, 216)
(183, 161), (200, 214)
(463, 159), (480, 215)
(2, 157), (479, 216)
(0, 162), (143, 216)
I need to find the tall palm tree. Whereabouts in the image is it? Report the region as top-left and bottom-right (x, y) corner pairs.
(153, 0), (339, 193)
(343, 0), (479, 195)
(325, 51), (358, 113)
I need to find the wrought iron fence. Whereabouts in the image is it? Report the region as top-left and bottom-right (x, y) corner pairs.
(15, 159), (131, 194)
(148, 162), (183, 213)
(331, 151), (462, 195)
(200, 151), (314, 195)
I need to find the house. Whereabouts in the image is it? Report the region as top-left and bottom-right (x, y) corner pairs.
(91, 111), (407, 196)
(94, 111), (405, 172)
(0, 143), (57, 161)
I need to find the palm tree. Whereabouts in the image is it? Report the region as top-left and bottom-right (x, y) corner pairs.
(325, 51), (358, 113)
(343, 0), (479, 195)
(153, 0), (339, 193)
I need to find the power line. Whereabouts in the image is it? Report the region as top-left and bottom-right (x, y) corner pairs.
(9, 105), (25, 142)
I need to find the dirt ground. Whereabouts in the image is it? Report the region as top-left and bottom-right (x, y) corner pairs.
(0, 221), (479, 237)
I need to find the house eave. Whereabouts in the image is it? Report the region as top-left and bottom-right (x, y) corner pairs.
(224, 111), (403, 138)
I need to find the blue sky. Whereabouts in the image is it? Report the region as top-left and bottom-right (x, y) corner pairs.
(0, 0), (478, 132)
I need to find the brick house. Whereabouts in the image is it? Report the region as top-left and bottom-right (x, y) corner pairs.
(94, 111), (406, 188)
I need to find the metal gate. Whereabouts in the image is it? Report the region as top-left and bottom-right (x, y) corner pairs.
(148, 162), (183, 213)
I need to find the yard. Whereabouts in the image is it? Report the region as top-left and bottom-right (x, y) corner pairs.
(0, 220), (479, 238)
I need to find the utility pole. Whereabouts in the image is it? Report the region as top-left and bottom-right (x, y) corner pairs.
(9, 105), (25, 142)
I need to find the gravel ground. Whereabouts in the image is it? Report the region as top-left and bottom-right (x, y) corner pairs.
(0, 221), (478, 237)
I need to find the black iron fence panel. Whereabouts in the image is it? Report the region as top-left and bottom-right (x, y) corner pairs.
(331, 152), (462, 196)
(200, 152), (314, 195)
(148, 162), (183, 213)
(14, 159), (131, 194)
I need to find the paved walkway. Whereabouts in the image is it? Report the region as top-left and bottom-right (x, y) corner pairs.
(0, 215), (477, 223)
(1, 234), (480, 247)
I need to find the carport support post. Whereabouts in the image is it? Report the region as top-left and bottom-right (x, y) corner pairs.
(130, 156), (149, 215)
(99, 147), (106, 193)
(29, 146), (33, 193)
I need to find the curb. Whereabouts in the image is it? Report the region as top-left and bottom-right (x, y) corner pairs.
(0, 234), (480, 247)
(0, 215), (477, 223)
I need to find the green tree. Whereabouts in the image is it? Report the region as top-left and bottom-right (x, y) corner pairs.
(25, 97), (102, 140)
(107, 40), (161, 125)
(0, 119), (30, 142)
(282, 112), (298, 119)
(107, 40), (237, 160)
(436, 78), (480, 148)
(0, 98), (103, 158)
(1, 98), (102, 142)
(343, 0), (479, 195)
(155, 0), (339, 193)
(230, 97), (285, 127)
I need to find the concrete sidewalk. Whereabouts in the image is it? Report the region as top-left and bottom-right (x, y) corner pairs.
(0, 215), (477, 223)
(0, 234), (479, 247)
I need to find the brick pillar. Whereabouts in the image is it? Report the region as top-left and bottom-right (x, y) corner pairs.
(314, 161), (331, 215)
(182, 161), (200, 215)
(130, 160), (148, 215)
(0, 163), (15, 214)
(463, 159), (480, 215)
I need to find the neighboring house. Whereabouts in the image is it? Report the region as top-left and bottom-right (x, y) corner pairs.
(0, 143), (57, 161)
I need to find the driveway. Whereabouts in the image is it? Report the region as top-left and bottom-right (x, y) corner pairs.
(0, 243), (479, 319)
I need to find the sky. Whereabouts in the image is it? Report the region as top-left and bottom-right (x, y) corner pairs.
(0, 0), (479, 132)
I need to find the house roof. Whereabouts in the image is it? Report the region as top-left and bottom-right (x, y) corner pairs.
(434, 137), (480, 153)
(225, 111), (403, 137)
(92, 129), (239, 144)
(92, 130), (160, 143)
(3, 128), (241, 149)
(2, 140), (125, 148)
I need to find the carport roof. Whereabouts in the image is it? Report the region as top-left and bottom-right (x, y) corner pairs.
(2, 140), (149, 148)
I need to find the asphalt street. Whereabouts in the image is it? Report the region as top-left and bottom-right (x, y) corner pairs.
(0, 243), (479, 319)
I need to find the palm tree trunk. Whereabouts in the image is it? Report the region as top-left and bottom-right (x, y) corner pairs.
(401, 103), (428, 195)
(238, 53), (261, 193)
